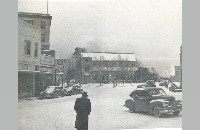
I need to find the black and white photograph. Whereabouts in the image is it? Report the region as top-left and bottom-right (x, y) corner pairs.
(18, 0), (182, 129)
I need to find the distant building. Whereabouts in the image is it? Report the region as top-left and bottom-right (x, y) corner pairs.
(173, 45), (182, 83)
(18, 12), (52, 50)
(73, 51), (139, 84)
(174, 66), (182, 82)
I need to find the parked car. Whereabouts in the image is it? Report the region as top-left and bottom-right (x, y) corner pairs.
(137, 83), (156, 88)
(169, 82), (182, 92)
(159, 81), (168, 88)
(124, 87), (182, 118)
(63, 84), (83, 96)
(39, 86), (65, 99)
(146, 80), (156, 86)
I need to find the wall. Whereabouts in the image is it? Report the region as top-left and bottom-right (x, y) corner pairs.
(80, 57), (138, 84)
(18, 20), (41, 71)
(18, 13), (52, 50)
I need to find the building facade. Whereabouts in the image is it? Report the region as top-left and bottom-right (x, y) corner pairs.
(174, 66), (182, 82)
(18, 12), (55, 98)
(18, 20), (41, 98)
(18, 12), (52, 50)
(174, 45), (182, 83)
(74, 52), (139, 84)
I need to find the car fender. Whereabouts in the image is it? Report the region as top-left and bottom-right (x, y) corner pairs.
(124, 99), (135, 109)
(149, 100), (166, 114)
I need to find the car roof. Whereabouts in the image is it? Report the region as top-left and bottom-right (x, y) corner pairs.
(136, 87), (163, 91)
(137, 84), (152, 86)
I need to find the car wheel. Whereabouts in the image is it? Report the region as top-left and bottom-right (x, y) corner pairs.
(173, 111), (180, 116)
(51, 94), (55, 99)
(129, 106), (135, 113)
(154, 107), (162, 118)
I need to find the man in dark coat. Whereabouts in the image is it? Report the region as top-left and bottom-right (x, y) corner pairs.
(74, 92), (91, 130)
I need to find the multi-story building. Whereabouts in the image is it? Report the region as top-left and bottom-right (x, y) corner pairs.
(18, 20), (41, 98)
(18, 12), (52, 50)
(74, 51), (139, 84)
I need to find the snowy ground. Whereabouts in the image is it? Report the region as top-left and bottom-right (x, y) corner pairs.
(18, 83), (182, 130)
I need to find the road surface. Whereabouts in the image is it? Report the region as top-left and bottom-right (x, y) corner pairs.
(18, 83), (182, 130)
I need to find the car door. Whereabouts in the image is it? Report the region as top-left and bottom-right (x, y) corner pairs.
(134, 90), (151, 112)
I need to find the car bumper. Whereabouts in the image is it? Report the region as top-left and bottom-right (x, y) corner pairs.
(159, 106), (182, 113)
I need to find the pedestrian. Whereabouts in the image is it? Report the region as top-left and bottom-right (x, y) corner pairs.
(74, 92), (91, 130)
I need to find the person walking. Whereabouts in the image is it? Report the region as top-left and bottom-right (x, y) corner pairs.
(74, 92), (91, 130)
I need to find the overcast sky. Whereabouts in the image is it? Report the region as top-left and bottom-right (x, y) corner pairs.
(18, 0), (182, 76)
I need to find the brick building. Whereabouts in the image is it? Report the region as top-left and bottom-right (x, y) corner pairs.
(74, 51), (139, 84)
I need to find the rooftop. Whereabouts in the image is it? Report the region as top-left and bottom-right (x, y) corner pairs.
(81, 52), (136, 61)
(136, 87), (163, 91)
(18, 12), (52, 19)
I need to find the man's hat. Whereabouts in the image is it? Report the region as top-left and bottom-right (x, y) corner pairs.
(82, 92), (88, 97)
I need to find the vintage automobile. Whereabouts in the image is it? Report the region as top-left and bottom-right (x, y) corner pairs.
(146, 80), (156, 86)
(137, 83), (156, 88)
(159, 81), (168, 88)
(63, 84), (83, 96)
(39, 86), (65, 99)
(124, 87), (182, 118)
(169, 82), (182, 92)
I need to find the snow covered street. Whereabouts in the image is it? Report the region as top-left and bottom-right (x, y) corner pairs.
(18, 83), (182, 130)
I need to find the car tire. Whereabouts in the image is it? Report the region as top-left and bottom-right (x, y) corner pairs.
(129, 106), (135, 113)
(154, 107), (162, 118)
(173, 111), (180, 116)
(51, 94), (55, 99)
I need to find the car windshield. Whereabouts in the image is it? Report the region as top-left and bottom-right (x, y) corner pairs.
(148, 89), (166, 96)
(173, 82), (180, 87)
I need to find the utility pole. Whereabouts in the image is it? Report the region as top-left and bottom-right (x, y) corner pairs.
(47, 0), (49, 14)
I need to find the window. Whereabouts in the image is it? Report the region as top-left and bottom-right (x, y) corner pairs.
(41, 21), (45, 29)
(24, 20), (33, 25)
(24, 40), (31, 56)
(23, 64), (29, 70)
(35, 66), (39, 71)
(136, 91), (148, 96)
(41, 34), (45, 42)
(85, 65), (90, 72)
(34, 43), (38, 57)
